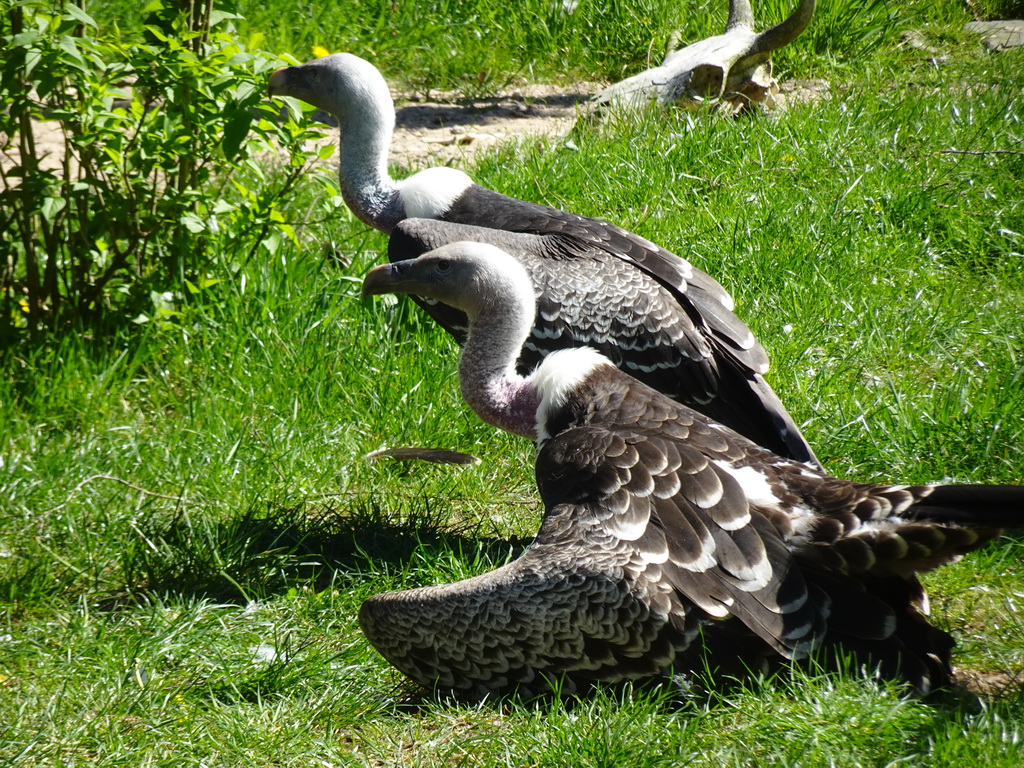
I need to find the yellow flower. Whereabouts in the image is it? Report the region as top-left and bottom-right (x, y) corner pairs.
(312, 45), (330, 58)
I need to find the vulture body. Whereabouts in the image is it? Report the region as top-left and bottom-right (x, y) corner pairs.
(360, 241), (1021, 700)
(268, 53), (819, 465)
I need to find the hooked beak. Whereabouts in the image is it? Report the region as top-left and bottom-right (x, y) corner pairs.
(267, 67), (294, 97)
(362, 261), (412, 297)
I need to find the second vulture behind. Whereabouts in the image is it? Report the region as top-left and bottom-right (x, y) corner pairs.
(268, 53), (819, 465)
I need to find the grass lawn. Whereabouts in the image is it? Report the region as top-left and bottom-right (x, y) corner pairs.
(2, 1), (1024, 765)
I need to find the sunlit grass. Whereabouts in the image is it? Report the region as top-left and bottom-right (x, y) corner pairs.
(86, 0), (980, 92)
(2, 2), (1024, 766)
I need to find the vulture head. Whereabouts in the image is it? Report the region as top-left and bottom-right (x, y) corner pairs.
(363, 241), (558, 440)
(363, 241), (535, 321)
(267, 52), (393, 122)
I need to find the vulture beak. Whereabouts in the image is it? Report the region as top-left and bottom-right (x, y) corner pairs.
(267, 67), (292, 97)
(362, 261), (412, 297)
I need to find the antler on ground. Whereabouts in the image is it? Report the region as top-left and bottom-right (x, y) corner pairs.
(591, 0), (816, 116)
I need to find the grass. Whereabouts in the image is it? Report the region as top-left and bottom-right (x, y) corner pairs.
(3, 0), (1024, 765)
(89, 0), (978, 93)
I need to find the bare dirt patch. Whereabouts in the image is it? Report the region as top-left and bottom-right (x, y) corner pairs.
(952, 667), (1024, 698)
(304, 78), (828, 170)
(1, 120), (71, 181)
(314, 82), (595, 171)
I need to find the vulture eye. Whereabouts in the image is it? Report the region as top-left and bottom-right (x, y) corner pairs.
(436, 259), (452, 273)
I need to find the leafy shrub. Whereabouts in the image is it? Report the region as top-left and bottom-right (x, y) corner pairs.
(0, 0), (330, 340)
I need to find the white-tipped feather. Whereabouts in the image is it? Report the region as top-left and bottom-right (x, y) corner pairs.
(713, 461), (781, 508)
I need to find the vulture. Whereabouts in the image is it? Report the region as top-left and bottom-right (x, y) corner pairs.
(268, 53), (819, 465)
(360, 240), (1021, 700)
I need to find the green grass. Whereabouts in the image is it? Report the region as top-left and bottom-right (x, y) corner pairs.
(3, 1), (1024, 765)
(89, 0), (985, 93)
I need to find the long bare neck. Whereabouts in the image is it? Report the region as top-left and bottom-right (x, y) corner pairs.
(336, 83), (404, 233)
(458, 288), (541, 440)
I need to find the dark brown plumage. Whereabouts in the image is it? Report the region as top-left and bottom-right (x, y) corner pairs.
(358, 228), (1019, 700)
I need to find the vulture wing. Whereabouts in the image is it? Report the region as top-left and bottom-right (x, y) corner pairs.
(535, 424), (823, 662)
(389, 217), (817, 464)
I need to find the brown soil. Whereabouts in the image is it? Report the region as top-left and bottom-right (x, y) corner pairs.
(312, 82), (595, 171)
(952, 667), (1024, 697)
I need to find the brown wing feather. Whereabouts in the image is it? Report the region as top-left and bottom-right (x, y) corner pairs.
(538, 425), (819, 659)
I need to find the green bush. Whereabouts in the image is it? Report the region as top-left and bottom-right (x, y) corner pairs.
(0, 0), (330, 340)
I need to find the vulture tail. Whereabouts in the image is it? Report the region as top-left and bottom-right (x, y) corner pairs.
(914, 484), (1024, 529)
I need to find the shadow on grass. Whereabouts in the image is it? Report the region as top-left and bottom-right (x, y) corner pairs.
(97, 495), (1024, 723)
(376, 652), (1024, 767)
(107, 494), (532, 608)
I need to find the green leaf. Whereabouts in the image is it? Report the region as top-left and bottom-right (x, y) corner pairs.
(55, 36), (87, 71)
(260, 231), (281, 255)
(10, 31), (42, 48)
(41, 197), (67, 223)
(221, 109), (253, 162)
(24, 47), (42, 78)
(230, 80), (257, 102)
(64, 5), (98, 28)
(209, 11), (242, 27)
(180, 212), (206, 233)
(144, 25), (169, 43)
(278, 223), (297, 245)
